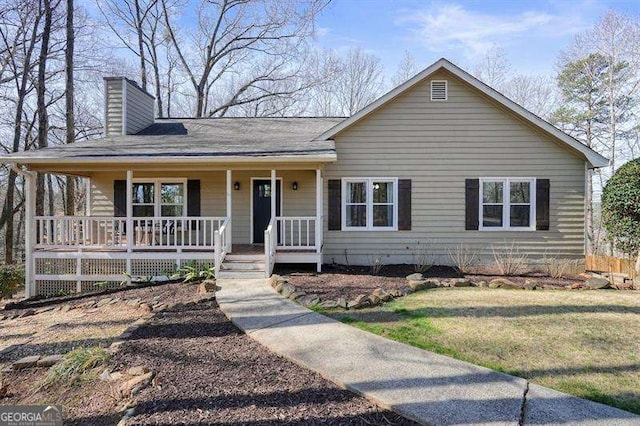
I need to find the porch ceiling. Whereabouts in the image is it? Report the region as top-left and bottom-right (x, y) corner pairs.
(0, 117), (342, 170)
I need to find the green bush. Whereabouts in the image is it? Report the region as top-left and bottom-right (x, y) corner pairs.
(602, 158), (640, 256)
(0, 263), (25, 299)
(39, 346), (111, 389)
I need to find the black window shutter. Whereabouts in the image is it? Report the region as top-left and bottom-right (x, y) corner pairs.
(187, 180), (201, 217)
(398, 179), (411, 230)
(536, 179), (550, 231)
(465, 179), (479, 230)
(113, 180), (126, 217)
(328, 180), (341, 230)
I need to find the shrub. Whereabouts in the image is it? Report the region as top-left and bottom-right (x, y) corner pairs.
(39, 346), (111, 389)
(602, 158), (640, 266)
(0, 263), (25, 299)
(492, 241), (528, 276)
(368, 255), (384, 275)
(410, 240), (434, 273)
(542, 253), (583, 279)
(448, 244), (478, 274)
(171, 264), (215, 282)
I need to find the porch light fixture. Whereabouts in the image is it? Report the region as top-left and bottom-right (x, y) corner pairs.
(234, 181), (240, 190)
(292, 181), (298, 191)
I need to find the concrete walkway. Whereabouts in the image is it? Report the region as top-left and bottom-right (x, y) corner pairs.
(216, 278), (639, 426)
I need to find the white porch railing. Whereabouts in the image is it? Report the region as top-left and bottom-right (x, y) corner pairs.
(35, 216), (227, 250)
(276, 216), (317, 250)
(264, 217), (277, 277)
(214, 217), (232, 278)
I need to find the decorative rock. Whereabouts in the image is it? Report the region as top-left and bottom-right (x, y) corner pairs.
(126, 366), (150, 376)
(408, 279), (439, 291)
(280, 284), (296, 298)
(336, 297), (348, 309)
(347, 294), (369, 309)
(0, 378), (7, 398)
(372, 288), (392, 302)
(318, 300), (339, 309)
(61, 304), (72, 312)
(12, 355), (40, 370)
(37, 354), (63, 368)
(299, 295), (321, 307)
(288, 290), (306, 301)
(197, 280), (217, 294)
(489, 278), (520, 289)
(406, 273), (424, 281)
(119, 371), (154, 398)
(368, 294), (382, 306)
(584, 277), (611, 290)
(524, 279), (538, 290)
(126, 298), (142, 307)
(451, 278), (472, 287)
(139, 303), (152, 313)
(476, 281), (487, 288)
(99, 369), (113, 382)
(274, 282), (284, 293)
(389, 289), (404, 298)
(570, 282), (585, 290)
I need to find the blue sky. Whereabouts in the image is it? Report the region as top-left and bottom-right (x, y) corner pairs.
(313, 0), (640, 77)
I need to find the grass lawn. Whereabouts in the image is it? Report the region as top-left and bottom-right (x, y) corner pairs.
(326, 288), (640, 414)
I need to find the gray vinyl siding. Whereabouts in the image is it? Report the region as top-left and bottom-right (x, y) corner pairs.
(89, 169), (317, 245)
(104, 79), (123, 136)
(125, 82), (155, 135)
(323, 69), (586, 265)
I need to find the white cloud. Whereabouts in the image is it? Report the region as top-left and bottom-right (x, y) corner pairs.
(396, 3), (576, 60)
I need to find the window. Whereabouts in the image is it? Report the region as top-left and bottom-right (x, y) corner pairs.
(430, 80), (447, 101)
(480, 178), (535, 230)
(342, 178), (397, 230)
(132, 179), (186, 217)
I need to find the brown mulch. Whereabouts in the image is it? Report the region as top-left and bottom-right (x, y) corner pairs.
(3, 296), (416, 425)
(285, 264), (584, 301)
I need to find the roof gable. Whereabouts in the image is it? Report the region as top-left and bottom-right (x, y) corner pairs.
(317, 58), (609, 168)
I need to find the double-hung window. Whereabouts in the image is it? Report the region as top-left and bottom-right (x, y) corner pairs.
(480, 178), (535, 230)
(342, 178), (397, 230)
(132, 179), (186, 217)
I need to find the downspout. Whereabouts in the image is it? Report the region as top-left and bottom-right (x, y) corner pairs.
(10, 163), (36, 299)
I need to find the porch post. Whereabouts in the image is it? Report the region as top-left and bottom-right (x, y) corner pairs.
(315, 168), (323, 272)
(125, 170), (133, 284)
(226, 169), (232, 251)
(85, 178), (91, 216)
(270, 169), (276, 221)
(24, 169), (36, 298)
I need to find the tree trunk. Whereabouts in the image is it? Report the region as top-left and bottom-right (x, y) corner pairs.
(65, 0), (75, 216)
(36, 0), (52, 217)
(134, 0), (147, 90)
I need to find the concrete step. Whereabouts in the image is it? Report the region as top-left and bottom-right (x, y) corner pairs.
(218, 270), (266, 279)
(221, 261), (265, 271)
(225, 254), (264, 262)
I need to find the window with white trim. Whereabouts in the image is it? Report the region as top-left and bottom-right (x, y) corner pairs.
(480, 178), (535, 230)
(342, 178), (397, 230)
(132, 179), (186, 217)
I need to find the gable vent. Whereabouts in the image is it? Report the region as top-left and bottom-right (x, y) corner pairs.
(430, 80), (447, 101)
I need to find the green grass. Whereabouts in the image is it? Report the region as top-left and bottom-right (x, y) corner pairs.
(329, 288), (640, 414)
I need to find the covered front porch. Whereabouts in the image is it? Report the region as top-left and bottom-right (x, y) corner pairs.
(24, 164), (324, 297)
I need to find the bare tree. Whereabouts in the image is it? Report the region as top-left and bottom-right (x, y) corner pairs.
(335, 47), (384, 116)
(391, 50), (418, 87)
(161, 0), (325, 117)
(64, 0), (74, 215)
(473, 45), (511, 89)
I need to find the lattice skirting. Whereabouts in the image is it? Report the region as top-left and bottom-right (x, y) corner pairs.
(33, 253), (214, 297)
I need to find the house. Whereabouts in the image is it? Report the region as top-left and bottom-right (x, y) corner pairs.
(2, 58), (608, 298)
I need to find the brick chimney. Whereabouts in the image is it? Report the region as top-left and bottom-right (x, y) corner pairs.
(104, 77), (155, 136)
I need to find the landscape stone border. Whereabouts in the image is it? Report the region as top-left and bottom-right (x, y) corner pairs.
(272, 270), (635, 311)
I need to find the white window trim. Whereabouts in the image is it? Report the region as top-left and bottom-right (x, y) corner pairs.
(341, 178), (398, 231)
(430, 80), (448, 101)
(479, 177), (536, 231)
(132, 177), (188, 217)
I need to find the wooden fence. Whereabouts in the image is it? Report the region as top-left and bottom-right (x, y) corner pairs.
(585, 255), (636, 277)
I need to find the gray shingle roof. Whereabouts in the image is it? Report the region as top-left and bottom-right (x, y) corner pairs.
(3, 117), (345, 163)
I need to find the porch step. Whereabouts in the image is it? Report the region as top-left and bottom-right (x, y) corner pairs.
(221, 260), (266, 271)
(217, 270), (266, 279)
(225, 254), (264, 262)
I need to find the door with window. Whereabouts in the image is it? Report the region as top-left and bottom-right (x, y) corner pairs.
(252, 179), (281, 244)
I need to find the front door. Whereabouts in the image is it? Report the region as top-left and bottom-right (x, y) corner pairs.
(252, 179), (281, 244)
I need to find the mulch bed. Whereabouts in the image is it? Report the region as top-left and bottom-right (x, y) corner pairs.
(285, 264), (583, 300)
(70, 300), (415, 425)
